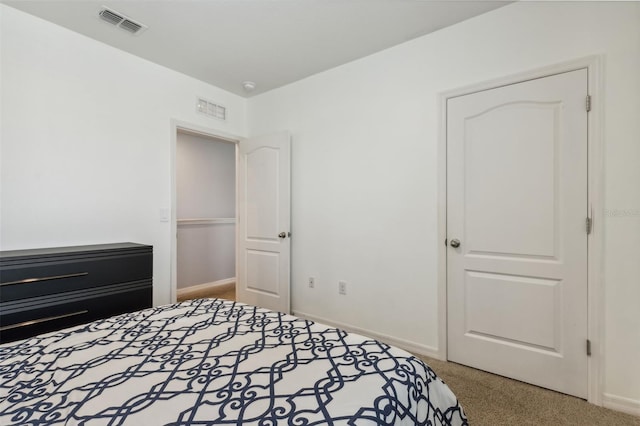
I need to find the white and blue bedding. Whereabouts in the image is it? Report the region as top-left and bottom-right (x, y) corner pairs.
(0, 299), (467, 425)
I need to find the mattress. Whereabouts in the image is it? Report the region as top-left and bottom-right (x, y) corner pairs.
(0, 298), (467, 425)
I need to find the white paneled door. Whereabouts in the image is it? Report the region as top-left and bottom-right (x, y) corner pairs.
(237, 131), (291, 313)
(447, 69), (589, 398)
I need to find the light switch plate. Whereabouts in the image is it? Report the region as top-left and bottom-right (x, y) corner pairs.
(160, 208), (170, 222)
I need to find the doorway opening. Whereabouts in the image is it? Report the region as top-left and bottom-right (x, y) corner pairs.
(170, 121), (240, 305)
(170, 123), (291, 313)
(176, 130), (236, 302)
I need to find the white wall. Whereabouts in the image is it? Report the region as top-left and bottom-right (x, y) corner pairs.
(176, 132), (235, 288)
(176, 133), (235, 220)
(248, 1), (640, 409)
(0, 5), (247, 305)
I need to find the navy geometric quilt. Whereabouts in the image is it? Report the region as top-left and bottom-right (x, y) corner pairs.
(0, 299), (467, 425)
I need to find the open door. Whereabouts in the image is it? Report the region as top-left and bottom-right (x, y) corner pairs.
(236, 131), (291, 313)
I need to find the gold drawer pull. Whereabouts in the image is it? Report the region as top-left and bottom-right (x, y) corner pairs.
(0, 310), (89, 332)
(1, 272), (88, 287)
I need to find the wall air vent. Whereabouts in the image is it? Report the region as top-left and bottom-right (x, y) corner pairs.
(196, 97), (227, 121)
(98, 7), (147, 35)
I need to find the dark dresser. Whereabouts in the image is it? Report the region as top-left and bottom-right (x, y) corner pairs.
(0, 243), (152, 343)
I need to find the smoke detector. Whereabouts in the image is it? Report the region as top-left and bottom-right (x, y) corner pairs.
(242, 81), (257, 93)
(98, 6), (148, 35)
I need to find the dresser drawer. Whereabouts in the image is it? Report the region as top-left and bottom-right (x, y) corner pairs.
(1, 250), (152, 302)
(0, 281), (152, 343)
(0, 243), (153, 343)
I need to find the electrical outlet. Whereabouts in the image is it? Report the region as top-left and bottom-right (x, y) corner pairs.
(338, 281), (347, 295)
(308, 277), (315, 288)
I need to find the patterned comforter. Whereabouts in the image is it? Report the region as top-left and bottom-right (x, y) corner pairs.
(0, 299), (467, 425)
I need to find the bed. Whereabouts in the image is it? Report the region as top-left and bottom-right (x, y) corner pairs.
(0, 298), (467, 425)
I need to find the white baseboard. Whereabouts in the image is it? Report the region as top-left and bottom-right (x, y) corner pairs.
(603, 393), (640, 417)
(177, 278), (235, 299)
(292, 310), (440, 359)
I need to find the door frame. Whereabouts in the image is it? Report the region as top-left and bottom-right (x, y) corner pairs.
(437, 56), (604, 405)
(169, 119), (241, 305)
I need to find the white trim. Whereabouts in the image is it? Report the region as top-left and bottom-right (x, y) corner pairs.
(177, 278), (236, 300)
(437, 55), (605, 404)
(436, 79), (449, 362)
(585, 56), (605, 407)
(169, 119), (241, 304)
(603, 394), (640, 417)
(173, 119), (240, 144)
(293, 310), (440, 359)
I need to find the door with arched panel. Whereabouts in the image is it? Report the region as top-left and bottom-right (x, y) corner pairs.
(237, 131), (291, 313)
(447, 69), (589, 398)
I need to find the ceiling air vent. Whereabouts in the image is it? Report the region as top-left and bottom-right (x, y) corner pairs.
(98, 7), (147, 35)
(98, 9), (123, 25)
(120, 19), (143, 34)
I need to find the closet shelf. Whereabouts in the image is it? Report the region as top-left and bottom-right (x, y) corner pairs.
(177, 218), (236, 226)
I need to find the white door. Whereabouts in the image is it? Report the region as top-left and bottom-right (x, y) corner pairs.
(237, 131), (291, 313)
(447, 69), (588, 398)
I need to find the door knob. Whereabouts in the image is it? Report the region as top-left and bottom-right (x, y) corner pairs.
(278, 232), (287, 239)
(450, 239), (461, 248)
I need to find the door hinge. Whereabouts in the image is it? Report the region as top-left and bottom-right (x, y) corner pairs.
(445, 238), (448, 246)
(586, 95), (592, 112)
(586, 217), (593, 234)
(587, 339), (592, 356)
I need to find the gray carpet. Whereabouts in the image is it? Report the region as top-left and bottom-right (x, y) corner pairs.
(419, 356), (640, 425)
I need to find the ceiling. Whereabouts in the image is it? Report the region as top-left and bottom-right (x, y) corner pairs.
(3, 0), (510, 97)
